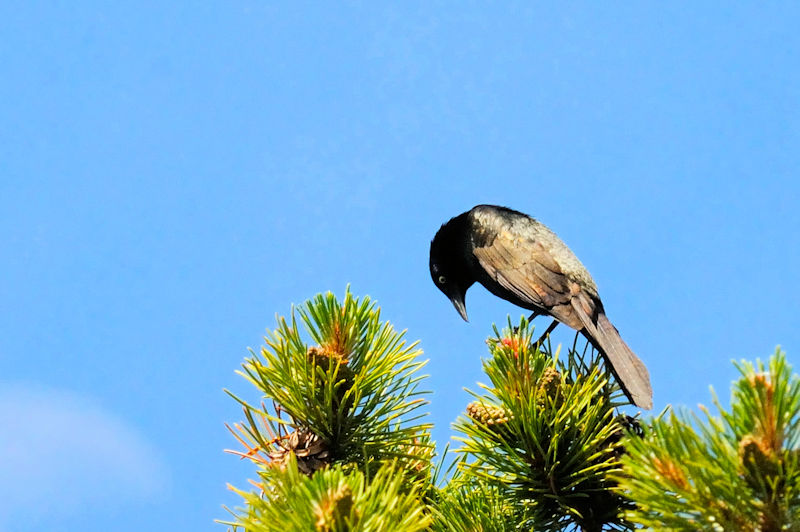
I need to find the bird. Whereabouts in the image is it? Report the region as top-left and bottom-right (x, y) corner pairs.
(429, 204), (652, 409)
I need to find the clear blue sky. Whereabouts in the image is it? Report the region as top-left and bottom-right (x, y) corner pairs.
(2, 2), (799, 530)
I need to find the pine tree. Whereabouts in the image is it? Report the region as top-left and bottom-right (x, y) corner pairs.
(222, 289), (800, 531)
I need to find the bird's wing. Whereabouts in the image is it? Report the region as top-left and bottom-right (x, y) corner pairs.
(472, 232), (577, 313)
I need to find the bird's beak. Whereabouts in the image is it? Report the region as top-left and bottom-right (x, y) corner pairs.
(449, 293), (469, 322)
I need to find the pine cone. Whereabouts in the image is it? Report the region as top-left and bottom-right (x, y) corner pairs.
(270, 429), (332, 476)
(535, 366), (563, 406)
(466, 401), (513, 439)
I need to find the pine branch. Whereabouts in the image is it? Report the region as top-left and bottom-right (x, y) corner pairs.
(453, 317), (636, 531)
(223, 289), (434, 530)
(432, 475), (538, 531)
(618, 348), (800, 530)
(222, 455), (431, 532)
(226, 288), (432, 474)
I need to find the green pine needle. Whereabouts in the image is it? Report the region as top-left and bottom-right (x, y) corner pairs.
(223, 455), (431, 532)
(227, 287), (432, 472)
(618, 348), (800, 530)
(453, 317), (633, 531)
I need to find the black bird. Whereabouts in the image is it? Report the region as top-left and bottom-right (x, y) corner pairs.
(429, 205), (653, 409)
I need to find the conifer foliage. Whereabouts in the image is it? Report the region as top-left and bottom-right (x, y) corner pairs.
(223, 290), (800, 531)
(441, 319), (633, 531)
(222, 289), (433, 530)
(618, 349), (800, 531)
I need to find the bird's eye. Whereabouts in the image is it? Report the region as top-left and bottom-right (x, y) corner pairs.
(438, 275), (447, 284)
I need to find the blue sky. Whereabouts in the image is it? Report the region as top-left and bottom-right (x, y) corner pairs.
(2, 2), (799, 530)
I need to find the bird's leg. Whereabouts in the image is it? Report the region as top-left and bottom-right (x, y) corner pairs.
(532, 319), (559, 350)
(513, 309), (543, 334)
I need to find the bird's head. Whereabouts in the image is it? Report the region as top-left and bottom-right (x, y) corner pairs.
(429, 214), (474, 322)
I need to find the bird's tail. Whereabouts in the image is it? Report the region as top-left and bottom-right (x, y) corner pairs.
(593, 313), (652, 409)
(572, 296), (653, 409)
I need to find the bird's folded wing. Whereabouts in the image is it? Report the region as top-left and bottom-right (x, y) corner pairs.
(473, 237), (573, 310)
